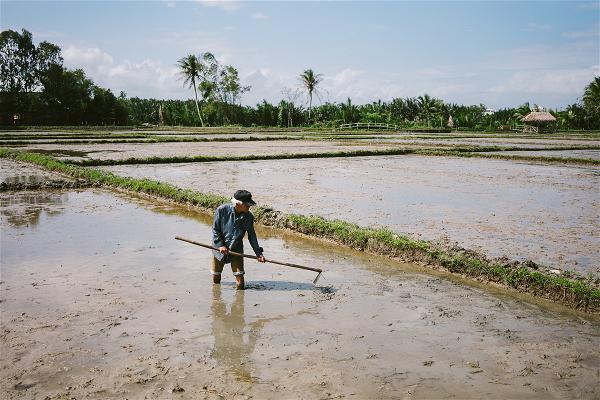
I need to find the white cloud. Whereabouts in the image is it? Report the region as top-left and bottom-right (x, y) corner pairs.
(61, 45), (184, 99)
(251, 12), (269, 20)
(561, 25), (599, 39)
(484, 43), (596, 71)
(243, 68), (292, 104)
(196, 0), (243, 12)
(488, 66), (599, 95)
(63, 46), (113, 67)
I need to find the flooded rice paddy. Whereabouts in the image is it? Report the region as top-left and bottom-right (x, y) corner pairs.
(13, 141), (400, 162)
(1, 159), (74, 186)
(100, 155), (600, 276)
(2, 184), (599, 399)
(2, 132), (600, 398)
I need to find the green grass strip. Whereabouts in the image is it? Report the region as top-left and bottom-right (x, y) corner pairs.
(1, 147), (599, 313)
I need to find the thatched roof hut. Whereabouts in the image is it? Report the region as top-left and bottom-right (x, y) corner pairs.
(522, 111), (556, 123)
(521, 111), (557, 133)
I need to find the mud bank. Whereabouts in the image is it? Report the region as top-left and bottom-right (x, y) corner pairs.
(99, 155), (600, 277)
(10, 141), (400, 162)
(2, 189), (600, 399)
(486, 149), (600, 161)
(0, 159), (89, 191)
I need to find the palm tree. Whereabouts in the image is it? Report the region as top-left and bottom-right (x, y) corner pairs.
(299, 69), (323, 123)
(417, 94), (441, 127)
(583, 77), (600, 114)
(512, 102), (531, 123)
(177, 54), (204, 127)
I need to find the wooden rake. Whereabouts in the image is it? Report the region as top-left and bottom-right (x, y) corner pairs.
(175, 236), (323, 284)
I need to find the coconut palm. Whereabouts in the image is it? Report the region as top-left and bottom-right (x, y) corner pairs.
(583, 77), (600, 114)
(177, 54), (204, 126)
(512, 102), (531, 122)
(299, 68), (323, 123)
(417, 94), (442, 127)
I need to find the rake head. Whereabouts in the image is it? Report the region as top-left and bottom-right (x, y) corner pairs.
(312, 271), (323, 285)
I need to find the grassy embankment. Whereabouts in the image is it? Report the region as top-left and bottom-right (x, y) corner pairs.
(1, 148), (599, 313)
(57, 146), (600, 167)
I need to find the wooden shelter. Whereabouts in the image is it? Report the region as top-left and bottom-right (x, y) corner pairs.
(521, 111), (557, 133)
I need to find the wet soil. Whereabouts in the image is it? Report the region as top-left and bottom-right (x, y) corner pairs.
(1, 189), (599, 399)
(11, 141), (402, 162)
(100, 155), (600, 276)
(357, 137), (600, 149)
(0, 159), (73, 185)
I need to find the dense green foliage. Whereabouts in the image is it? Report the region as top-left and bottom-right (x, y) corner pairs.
(2, 29), (599, 130)
(0, 29), (127, 125)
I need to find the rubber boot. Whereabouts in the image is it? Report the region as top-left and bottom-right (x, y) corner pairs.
(213, 274), (221, 284)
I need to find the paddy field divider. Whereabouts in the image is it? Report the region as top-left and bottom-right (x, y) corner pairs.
(47, 146), (600, 167)
(1, 147), (599, 314)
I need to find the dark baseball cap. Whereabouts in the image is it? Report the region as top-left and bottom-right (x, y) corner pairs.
(233, 189), (256, 206)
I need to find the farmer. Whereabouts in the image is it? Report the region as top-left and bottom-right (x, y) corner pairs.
(211, 189), (265, 290)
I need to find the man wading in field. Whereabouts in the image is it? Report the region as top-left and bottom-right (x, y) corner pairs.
(212, 190), (266, 290)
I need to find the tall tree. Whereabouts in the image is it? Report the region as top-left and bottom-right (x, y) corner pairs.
(417, 94), (442, 127)
(299, 68), (323, 123)
(583, 77), (600, 115)
(177, 54), (205, 126)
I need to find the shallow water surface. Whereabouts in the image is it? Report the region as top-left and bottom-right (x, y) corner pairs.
(100, 155), (600, 275)
(1, 188), (599, 399)
(13, 140), (398, 161)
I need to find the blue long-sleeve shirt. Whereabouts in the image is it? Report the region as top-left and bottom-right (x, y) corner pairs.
(212, 203), (263, 263)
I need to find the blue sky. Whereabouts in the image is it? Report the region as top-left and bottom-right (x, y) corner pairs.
(1, 1), (598, 109)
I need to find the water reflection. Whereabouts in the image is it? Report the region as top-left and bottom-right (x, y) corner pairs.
(1, 175), (46, 185)
(0, 192), (68, 227)
(210, 286), (265, 382)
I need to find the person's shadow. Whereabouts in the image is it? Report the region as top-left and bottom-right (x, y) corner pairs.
(210, 285), (267, 382)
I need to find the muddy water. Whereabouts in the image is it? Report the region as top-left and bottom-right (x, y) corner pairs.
(11, 141), (401, 162)
(1, 188), (599, 399)
(0, 159), (75, 185)
(100, 155), (600, 276)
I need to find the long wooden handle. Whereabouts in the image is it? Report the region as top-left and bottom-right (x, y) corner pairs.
(175, 236), (323, 274)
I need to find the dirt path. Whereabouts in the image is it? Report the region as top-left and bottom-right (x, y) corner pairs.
(1, 187), (599, 399)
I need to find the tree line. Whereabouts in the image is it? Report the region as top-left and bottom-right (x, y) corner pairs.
(0, 29), (128, 125)
(1, 29), (599, 130)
